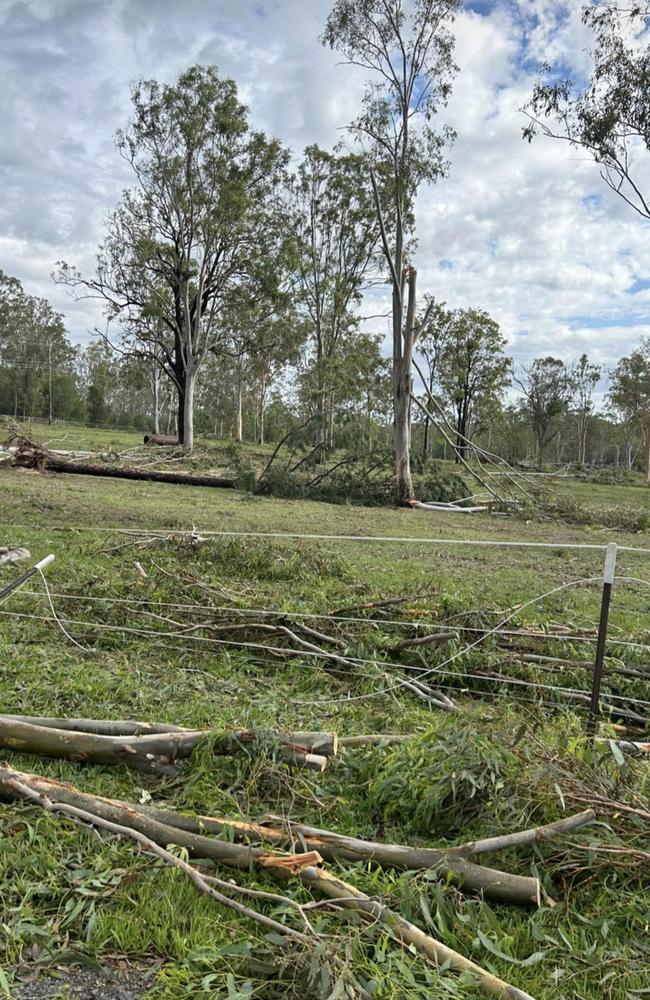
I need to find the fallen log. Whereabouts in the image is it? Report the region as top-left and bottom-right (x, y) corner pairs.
(137, 806), (542, 906)
(1, 716), (338, 756)
(0, 766), (535, 999)
(0, 716), (334, 773)
(28, 456), (236, 490)
(143, 434), (179, 446)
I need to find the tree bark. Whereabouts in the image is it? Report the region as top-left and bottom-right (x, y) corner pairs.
(152, 365), (160, 435)
(0, 717), (335, 773)
(393, 266), (416, 503)
(181, 371), (195, 450)
(645, 424), (650, 483)
(12, 453), (235, 489)
(136, 808), (542, 907)
(0, 766), (533, 1000)
(258, 372), (268, 445)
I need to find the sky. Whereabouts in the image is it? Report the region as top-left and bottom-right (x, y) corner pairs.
(0, 0), (649, 385)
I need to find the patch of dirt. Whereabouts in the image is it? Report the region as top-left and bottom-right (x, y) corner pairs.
(12, 959), (159, 999)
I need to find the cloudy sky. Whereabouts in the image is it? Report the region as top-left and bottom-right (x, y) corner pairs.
(1, 0), (649, 384)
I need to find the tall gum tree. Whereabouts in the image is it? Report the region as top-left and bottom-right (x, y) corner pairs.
(322, 0), (461, 501)
(609, 340), (650, 480)
(436, 307), (511, 461)
(56, 65), (290, 449)
(292, 145), (382, 458)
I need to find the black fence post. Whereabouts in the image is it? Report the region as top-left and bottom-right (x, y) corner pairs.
(588, 542), (617, 737)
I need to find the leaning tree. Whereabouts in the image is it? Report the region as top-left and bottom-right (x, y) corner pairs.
(56, 65), (290, 449)
(322, 0), (461, 502)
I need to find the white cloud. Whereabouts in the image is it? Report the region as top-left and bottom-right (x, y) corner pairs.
(0, 0), (648, 378)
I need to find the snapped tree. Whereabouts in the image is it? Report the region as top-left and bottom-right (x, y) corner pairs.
(56, 65), (290, 449)
(322, 0), (461, 502)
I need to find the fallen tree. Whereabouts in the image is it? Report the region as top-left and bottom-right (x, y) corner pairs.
(143, 434), (179, 446)
(0, 764), (538, 999)
(0, 715), (336, 774)
(12, 447), (235, 490)
(136, 804), (595, 907)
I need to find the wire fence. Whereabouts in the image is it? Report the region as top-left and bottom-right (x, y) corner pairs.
(1, 525), (649, 727)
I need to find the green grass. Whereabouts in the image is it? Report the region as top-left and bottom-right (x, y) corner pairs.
(0, 455), (648, 998)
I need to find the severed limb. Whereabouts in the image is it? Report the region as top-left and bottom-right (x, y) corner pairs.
(0, 765), (536, 1000)
(448, 810), (596, 856)
(0, 716), (335, 773)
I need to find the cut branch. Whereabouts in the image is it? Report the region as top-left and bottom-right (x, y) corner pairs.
(0, 716), (335, 773)
(0, 766), (536, 999)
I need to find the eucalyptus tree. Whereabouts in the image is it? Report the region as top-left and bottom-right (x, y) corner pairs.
(437, 308), (511, 461)
(570, 353), (602, 466)
(0, 270), (78, 421)
(292, 145), (382, 457)
(56, 65), (290, 449)
(515, 357), (572, 465)
(322, 0), (461, 501)
(524, 3), (650, 221)
(609, 339), (650, 480)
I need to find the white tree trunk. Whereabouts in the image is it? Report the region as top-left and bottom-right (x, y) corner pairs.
(182, 373), (195, 450)
(152, 367), (160, 436)
(236, 380), (243, 443)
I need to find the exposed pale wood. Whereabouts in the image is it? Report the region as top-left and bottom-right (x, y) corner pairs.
(0, 766), (529, 999)
(136, 807), (541, 906)
(0, 765), (317, 871)
(6, 771), (314, 944)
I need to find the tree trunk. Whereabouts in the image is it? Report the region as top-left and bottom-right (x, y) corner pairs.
(152, 366), (160, 436)
(236, 370), (243, 443)
(393, 267), (416, 503)
(645, 425), (650, 483)
(179, 372), (195, 450)
(258, 373), (267, 446)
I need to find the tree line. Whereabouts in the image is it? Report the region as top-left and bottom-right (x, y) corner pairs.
(4, 260), (650, 475)
(1, 1), (649, 489)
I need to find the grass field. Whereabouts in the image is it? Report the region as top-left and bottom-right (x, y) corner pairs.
(0, 427), (648, 999)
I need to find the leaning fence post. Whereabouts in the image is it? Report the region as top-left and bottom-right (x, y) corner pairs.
(588, 542), (617, 736)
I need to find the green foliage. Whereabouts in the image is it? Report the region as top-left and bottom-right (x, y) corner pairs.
(1, 461), (649, 998)
(0, 269), (82, 422)
(364, 717), (521, 837)
(256, 450), (466, 507)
